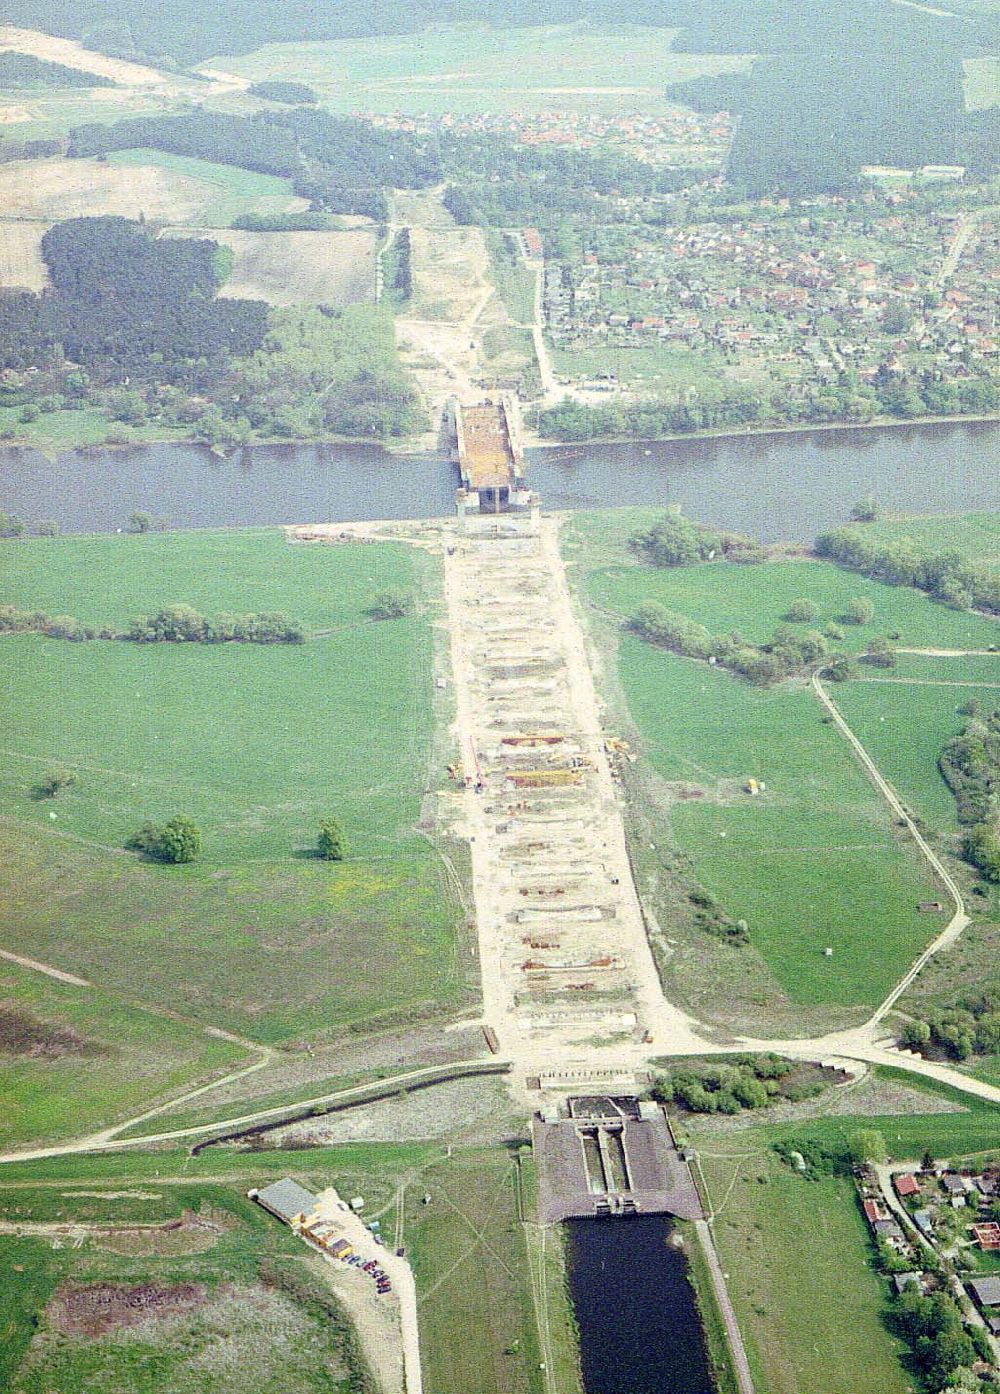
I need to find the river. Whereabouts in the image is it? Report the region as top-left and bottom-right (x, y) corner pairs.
(0, 418), (996, 541)
(565, 1215), (716, 1394)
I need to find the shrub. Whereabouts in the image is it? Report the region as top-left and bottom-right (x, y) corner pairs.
(318, 817), (345, 861)
(785, 598), (819, 622)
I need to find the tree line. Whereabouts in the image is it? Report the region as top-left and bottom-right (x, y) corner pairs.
(0, 52), (111, 87)
(0, 602), (305, 644)
(536, 369), (999, 447)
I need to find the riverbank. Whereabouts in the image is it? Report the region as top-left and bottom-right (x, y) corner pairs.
(527, 409), (1000, 452)
(2, 404), (996, 460)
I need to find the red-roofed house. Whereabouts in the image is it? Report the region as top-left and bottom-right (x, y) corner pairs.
(895, 1174), (920, 1199)
(973, 1222), (1000, 1251)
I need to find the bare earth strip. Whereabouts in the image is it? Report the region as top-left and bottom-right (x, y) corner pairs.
(0, 160), (214, 223)
(0, 221), (47, 290)
(162, 227), (377, 306)
(0, 25), (167, 87)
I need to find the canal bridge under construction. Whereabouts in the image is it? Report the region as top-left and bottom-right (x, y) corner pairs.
(532, 1095), (703, 1225)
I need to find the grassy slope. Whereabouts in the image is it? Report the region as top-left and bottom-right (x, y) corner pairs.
(0, 531), (468, 1057)
(0, 961), (240, 1150)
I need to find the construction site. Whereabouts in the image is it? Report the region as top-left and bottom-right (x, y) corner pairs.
(448, 394), (533, 520)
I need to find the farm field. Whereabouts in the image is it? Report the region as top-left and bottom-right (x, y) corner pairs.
(163, 226), (376, 305)
(0, 530), (470, 1047)
(588, 557), (1000, 655)
(695, 1143), (910, 1394)
(617, 637), (945, 1006)
(0, 157), (243, 224)
(848, 508), (1000, 564)
(0, 958), (241, 1151)
(109, 148), (306, 226)
(0, 219), (47, 290)
(199, 24), (754, 116)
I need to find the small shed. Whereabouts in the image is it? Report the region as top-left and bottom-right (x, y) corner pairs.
(895, 1174), (920, 1199)
(941, 1173), (967, 1195)
(893, 1272), (922, 1295)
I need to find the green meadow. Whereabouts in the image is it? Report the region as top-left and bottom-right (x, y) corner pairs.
(852, 508), (1000, 563)
(836, 659), (1000, 835)
(0, 531), (469, 1096)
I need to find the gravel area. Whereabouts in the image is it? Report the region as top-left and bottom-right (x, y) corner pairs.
(268, 1077), (516, 1147)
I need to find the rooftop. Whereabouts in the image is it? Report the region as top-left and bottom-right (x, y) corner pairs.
(255, 1178), (317, 1224)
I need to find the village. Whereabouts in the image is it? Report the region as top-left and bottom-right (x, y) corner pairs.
(541, 185), (998, 411)
(856, 1154), (1000, 1371)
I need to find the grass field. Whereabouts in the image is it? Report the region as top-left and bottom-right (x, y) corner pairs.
(697, 1146), (910, 1394)
(849, 509), (1000, 564)
(406, 1148), (544, 1394)
(0, 959), (241, 1151)
(550, 340), (728, 392)
(0, 530), (469, 1052)
(163, 225), (376, 305)
(486, 231), (537, 326)
(618, 637), (945, 1005)
(588, 557), (1000, 654)
(200, 24), (753, 116)
(836, 665), (1000, 834)
(560, 514), (1000, 1013)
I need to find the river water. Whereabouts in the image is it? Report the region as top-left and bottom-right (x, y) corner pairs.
(565, 1215), (716, 1394)
(0, 418), (996, 541)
